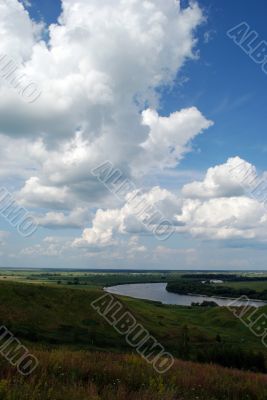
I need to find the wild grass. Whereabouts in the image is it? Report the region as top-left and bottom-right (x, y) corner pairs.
(0, 349), (267, 400)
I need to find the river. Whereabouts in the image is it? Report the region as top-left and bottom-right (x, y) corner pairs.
(105, 282), (266, 307)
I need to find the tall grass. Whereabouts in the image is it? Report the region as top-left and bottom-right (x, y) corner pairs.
(0, 348), (266, 400)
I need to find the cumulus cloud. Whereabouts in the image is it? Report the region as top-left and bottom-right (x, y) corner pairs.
(0, 0), (211, 214)
(140, 107), (213, 172)
(35, 208), (89, 229)
(182, 156), (255, 199)
(179, 158), (267, 241)
(0, 0), (39, 61)
(19, 177), (72, 209)
(75, 157), (267, 245)
(74, 209), (122, 246)
(74, 186), (181, 246)
(0, 135), (45, 181)
(177, 196), (267, 240)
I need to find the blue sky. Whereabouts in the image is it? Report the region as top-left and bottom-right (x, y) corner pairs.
(1, 0), (267, 269)
(168, 0), (267, 173)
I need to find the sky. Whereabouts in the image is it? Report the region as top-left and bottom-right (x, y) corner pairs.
(0, 0), (267, 270)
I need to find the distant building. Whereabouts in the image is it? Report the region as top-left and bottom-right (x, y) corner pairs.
(201, 279), (224, 284)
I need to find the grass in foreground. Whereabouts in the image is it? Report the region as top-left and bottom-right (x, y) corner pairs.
(0, 349), (267, 400)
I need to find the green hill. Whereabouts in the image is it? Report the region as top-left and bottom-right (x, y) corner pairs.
(0, 281), (266, 364)
(0, 281), (266, 399)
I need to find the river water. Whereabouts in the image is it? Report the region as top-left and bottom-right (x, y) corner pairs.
(105, 282), (266, 307)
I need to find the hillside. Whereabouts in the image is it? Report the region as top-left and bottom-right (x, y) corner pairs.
(0, 281), (266, 369)
(0, 281), (266, 398)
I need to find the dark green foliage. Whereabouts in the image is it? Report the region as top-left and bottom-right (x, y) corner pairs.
(167, 280), (267, 300)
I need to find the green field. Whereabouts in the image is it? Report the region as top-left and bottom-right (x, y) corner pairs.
(226, 281), (267, 292)
(0, 269), (176, 288)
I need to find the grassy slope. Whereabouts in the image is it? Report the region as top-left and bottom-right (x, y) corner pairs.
(0, 281), (267, 399)
(0, 280), (265, 354)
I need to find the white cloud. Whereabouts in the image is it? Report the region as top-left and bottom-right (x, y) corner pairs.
(178, 157), (267, 241)
(0, 0), (211, 213)
(74, 186), (180, 246)
(177, 196), (267, 240)
(35, 208), (89, 229)
(75, 157), (267, 245)
(74, 208), (122, 246)
(0, 135), (45, 181)
(22, 236), (71, 257)
(19, 177), (71, 209)
(140, 107), (213, 172)
(182, 156), (255, 199)
(0, 0), (39, 61)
